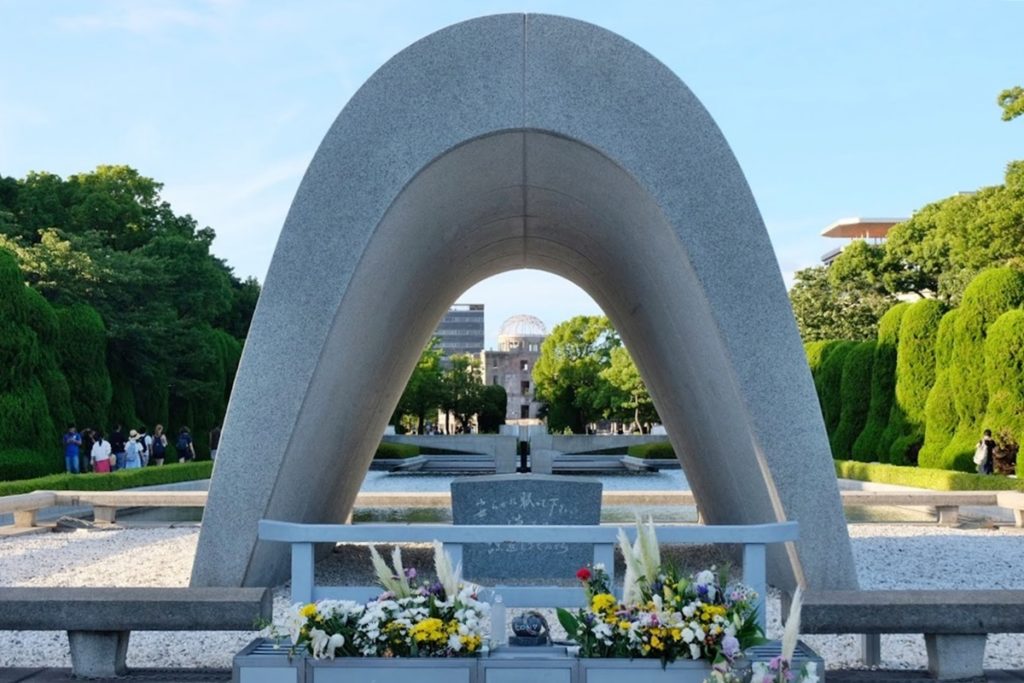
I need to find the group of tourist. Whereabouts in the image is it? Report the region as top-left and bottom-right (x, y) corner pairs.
(60, 423), (220, 474)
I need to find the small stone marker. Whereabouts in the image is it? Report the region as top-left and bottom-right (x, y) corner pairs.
(450, 473), (602, 580)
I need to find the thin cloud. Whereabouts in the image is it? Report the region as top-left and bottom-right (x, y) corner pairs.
(56, 0), (236, 35)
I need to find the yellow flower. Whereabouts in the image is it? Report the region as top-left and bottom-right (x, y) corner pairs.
(299, 603), (318, 619)
(591, 593), (617, 613)
(671, 628), (682, 641)
(650, 634), (663, 650)
(618, 620), (631, 631)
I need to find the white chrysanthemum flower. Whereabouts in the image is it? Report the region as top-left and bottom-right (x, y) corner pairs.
(689, 643), (701, 660)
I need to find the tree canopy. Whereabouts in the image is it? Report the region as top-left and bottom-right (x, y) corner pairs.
(793, 159), (1024, 341)
(533, 315), (658, 433)
(0, 165), (260, 463)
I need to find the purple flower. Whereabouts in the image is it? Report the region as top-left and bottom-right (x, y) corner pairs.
(721, 635), (740, 658)
(404, 567), (417, 580)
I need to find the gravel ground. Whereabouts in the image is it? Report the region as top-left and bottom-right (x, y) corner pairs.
(1, 522), (1023, 671)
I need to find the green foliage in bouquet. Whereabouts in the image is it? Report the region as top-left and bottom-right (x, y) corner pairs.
(556, 519), (764, 669)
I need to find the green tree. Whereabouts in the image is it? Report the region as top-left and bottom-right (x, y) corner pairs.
(883, 162), (1024, 304)
(0, 166), (256, 458)
(982, 310), (1024, 455)
(600, 346), (658, 433)
(56, 303), (112, 429)
(476, 384), (508, 434)
(998, 86), (1024, 122)
(941, 268), (1024, 468)
(0, 248), (59, 465)
(440, 354), (482, 434)
(920, 310), (960, 468)
(852, 303), (909, 461)
(789, 263), (894, 341)
(533, 315), (619, 433)
(882, 298), (945, 465)
(393, 339), (444, 434)
(830, 341), (876, 460)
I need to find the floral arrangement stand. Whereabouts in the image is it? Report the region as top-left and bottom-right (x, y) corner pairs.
(743, 641), (824, 679)
(305, 656), (479, 683)
(479, 645), (577, 683)
(578, 657), (717, 683)
(233, 638), (305, 683)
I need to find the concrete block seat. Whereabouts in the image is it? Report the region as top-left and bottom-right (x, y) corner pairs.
(799, 589), (1024, 680)
(0, 586), (271, 678)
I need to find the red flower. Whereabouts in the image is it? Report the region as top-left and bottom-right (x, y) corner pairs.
(576, 567), (592, 582)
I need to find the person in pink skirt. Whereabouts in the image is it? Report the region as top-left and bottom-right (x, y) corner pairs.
(91, 431), (113, 473)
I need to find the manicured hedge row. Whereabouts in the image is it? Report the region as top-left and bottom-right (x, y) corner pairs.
(830, 341), (875, 460)
(834, 459), (1024, 492)
(626, 442), (677, 459)
(374, 443), (420, 459)
(942, 268), (1024, 470)
(853, 303), (908, 461)
(883, 299), (944, 465)
(0, 448), (63, 481)
(0, 461), (214, 497)
(816, 341), (857, 437)
(919, 310), (960, 468)
(982, 309), (1024, 449)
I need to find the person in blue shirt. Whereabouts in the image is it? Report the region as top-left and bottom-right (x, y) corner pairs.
(63, 424), (82, 474)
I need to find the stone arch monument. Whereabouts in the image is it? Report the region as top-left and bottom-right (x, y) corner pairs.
(192, 14), (858, 593)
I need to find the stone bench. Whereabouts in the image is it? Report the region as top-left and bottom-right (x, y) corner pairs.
(838, 490), (1001, 526)
(798, 589), (1024, 680)
(0, 586), (272, 678)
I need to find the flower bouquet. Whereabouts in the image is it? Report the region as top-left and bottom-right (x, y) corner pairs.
(556, 518), (765, 670)
(282, 542), (489, 659)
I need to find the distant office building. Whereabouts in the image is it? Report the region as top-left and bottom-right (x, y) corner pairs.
(481, 315), (547, 423)
(435, 303), (485, 359)
(819, 217), (905, 265)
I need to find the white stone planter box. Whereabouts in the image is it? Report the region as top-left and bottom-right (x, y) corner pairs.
(577, 657), (712, 683)
(306, 656), (479, 683)
(234, 639), (305, 683)
(480, 646), (577, 683)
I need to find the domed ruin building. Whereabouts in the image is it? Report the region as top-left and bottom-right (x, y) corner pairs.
(480, 315), (547, 423)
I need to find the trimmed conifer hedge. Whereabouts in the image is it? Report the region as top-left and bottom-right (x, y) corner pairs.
(853, 303), (909, 462)
(56, 303), (112, 431)
(816, 340), (857, 438)
(0, 249), (57, 455)
(919, 310), (960, 468)
(830, 341), (876, 460)
(940, 268), (1024, 470)
(982, 309), (1024, 455)
(883, 299), (945, 464)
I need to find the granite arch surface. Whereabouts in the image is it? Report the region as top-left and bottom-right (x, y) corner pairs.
(192, 14), (858, 593)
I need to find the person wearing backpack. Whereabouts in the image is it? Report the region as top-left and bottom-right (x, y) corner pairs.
(138, 427), (152, 466)
(974, 429), (997, 475)
(177, 426), (196, 463)
(151, 424), (167, 466)
(124, 430), (143, 469)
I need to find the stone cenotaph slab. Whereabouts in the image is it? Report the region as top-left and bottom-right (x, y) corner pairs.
(450, 474), (602, 580)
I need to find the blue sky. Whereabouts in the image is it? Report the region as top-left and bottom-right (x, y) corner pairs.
(1, 1), (1021, 345)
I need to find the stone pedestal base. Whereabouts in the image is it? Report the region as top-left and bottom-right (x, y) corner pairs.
(925, 633), (986, 680)
(68, 630), (129, 678)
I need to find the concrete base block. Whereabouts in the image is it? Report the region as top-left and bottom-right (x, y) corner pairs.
(860, 633), (881, 666)
(93, 506), (117, 524)
(925, 633), (985, 680)
(13, 510), (38, 527)
(1014, 508), (1023, 528)
(68, 630), (129, 678)
(936, 505), (959, 526)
